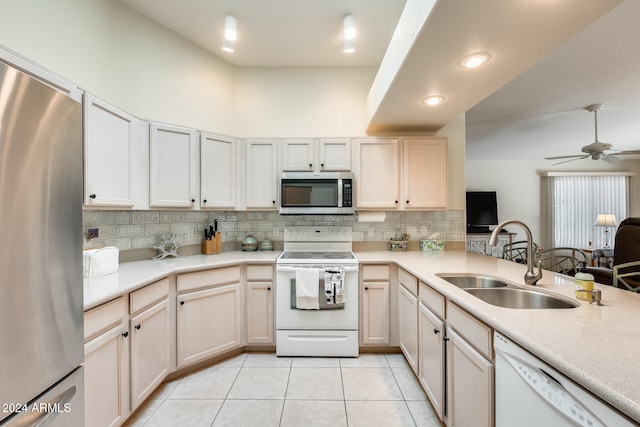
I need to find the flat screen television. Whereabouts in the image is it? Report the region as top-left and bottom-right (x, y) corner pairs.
(466, 191), (498, 233)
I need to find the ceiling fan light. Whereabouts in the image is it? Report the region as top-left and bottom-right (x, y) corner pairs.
(458, 52), (492, 69)
(343, 38), (355, 54)
(421, 95), (445, 106)
(224, 15), (237, 41)
(222, 38), (235, 53)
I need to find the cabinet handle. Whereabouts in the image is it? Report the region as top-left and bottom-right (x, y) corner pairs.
(135, 325), (141, 330)
(122, 331), (129, 338)
(364, 286), (369, 291)
(89, 194), (96, 199)
(433, 328), (440, 335)
(180, 301), (185, 305)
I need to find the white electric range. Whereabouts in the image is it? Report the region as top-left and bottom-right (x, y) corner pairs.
(275, 226), (359, 357)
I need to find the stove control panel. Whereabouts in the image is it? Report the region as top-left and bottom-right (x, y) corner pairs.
(284, 226), (352, 242)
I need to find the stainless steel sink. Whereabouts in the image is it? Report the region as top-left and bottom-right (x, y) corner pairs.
(466, 288), (579, 309)
(437, 274), (509, 289)
(437, 273), (579, 309)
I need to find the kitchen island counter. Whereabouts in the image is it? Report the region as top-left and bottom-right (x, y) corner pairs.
(355, 250), (640, 424)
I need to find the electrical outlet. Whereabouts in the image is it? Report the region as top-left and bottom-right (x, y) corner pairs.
(87, 228), (99, 239)
(273, 227), (279, 237)
(367, 226), (375, 237)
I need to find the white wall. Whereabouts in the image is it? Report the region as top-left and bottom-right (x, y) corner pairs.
(466, 158), (640, 243)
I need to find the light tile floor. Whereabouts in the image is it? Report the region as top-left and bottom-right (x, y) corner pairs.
(123, 353), (444, 427)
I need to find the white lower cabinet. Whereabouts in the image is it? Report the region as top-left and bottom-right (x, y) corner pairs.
(246, 265), (275, 345)
(129, 288), (170, 410)
(418, 303), (445, 420)
(445, 303), (494, 427)
(398, 269), (419, 374)
(84, 298), (129, 427)
(176, 267), (243, 367)
(360, 265), (391, 345)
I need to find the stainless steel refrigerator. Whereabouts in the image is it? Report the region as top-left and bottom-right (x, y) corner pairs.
(0, 60), (84, 426)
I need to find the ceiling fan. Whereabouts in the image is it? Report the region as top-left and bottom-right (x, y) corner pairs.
(545, 104), (640, 165)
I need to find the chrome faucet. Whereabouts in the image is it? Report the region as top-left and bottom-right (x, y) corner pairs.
(490, 220), (543, 286)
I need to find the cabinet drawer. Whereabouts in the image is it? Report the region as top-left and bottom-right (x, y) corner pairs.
(419, 281), (445, 320)
(130, 277), (170, 315)
(178, 265), (241, 293)
(84, 297), (126, 341)
(398, 268), (418, 295)
(361, 265), (390, 281)
(447, 302), (492, 359)
(246, 264), (274, 281)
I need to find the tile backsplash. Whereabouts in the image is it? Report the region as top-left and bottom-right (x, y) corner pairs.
(83, 210), (464, 254)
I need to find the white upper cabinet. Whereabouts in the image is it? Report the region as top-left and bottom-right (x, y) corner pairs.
(83, 94), (138, 208)
(282, 139), (314, 171)
(200, 133), (236, 209)
(246, 139), (279, 209)
(318, 139), (351, 171)
(355, 138), (400, 209)
(282, 138), (352, 172)
(149, 123), (198, 208)
(402, 138), (448, 209)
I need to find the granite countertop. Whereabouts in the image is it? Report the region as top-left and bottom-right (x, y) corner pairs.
(83, 249), (640, 423)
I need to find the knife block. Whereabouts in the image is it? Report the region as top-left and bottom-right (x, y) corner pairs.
(201, 233), (222, 255)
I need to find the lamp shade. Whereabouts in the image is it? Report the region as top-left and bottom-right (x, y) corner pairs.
(594, 213), (618, 227)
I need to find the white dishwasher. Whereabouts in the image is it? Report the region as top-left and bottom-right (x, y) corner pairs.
(494, 332), (635, 427)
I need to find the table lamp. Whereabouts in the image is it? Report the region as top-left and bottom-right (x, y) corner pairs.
(594, 213), (617, 248)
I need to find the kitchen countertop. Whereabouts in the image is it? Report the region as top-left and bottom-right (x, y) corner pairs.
(83, 249), (640, 423)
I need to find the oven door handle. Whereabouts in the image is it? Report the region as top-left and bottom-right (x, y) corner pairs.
(276, 265), (359, 273)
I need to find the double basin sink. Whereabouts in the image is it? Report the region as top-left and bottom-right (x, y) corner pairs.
(437, 274), (579, 309)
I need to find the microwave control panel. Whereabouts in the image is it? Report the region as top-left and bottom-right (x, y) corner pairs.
(343, 180), (352, 207)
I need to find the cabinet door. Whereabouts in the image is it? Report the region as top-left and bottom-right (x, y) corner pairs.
(201, 133), (236, 209)
(246, 282), (274, 344)
(398, 284), (419, 374)
(355, 139), (399, 209)
(361, 281), (390, 344)
(418, 304), (445, 421)
(177, 283), (242, 367)
(402, 138), (447, 209)
(319, 139), (351, 171)
(130, 299), (169, 409)
(246, 140), (278, 209)
(84, 94), (137, 207)
(84, 323), (129, 427)
(149, 123), (198, 207)
(282, 139), (314, 171)
(446, 327), (494, 427)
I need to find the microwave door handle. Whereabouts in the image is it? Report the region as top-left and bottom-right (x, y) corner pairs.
(338, 178), (343, 208)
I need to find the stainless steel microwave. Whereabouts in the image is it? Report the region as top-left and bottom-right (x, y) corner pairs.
(280, 172), (354, 215)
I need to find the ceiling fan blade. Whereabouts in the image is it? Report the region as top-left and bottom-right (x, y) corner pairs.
(545, 154), (586, 160)
(552, 155), (589, 166)
(603, 155), (622, 164)
(616, 150), (640, 155)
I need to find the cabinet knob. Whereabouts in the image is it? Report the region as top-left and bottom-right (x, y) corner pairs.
(203, 199), (207, 203)
(321, 163), (324, 167)
(122, 331), (129, 338)
(395, 200), (398, 204)
(89, 194), (96, 199)
(191, 199), (196, 203)
(309, 163), (312, 167)
(364, 287), (369, 291)
(433, 328), (440, 335)
(180, 301), (185, 305)
(443, 336), (450, 342)
(267, 287), (271, 291)
(406, 200), (409, 204)
(135, 325), (141, 330)
(272, 200), (276, 204)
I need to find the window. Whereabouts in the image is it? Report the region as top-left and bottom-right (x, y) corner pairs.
(542, 173), (633, 248)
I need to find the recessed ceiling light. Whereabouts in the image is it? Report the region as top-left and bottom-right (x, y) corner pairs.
(421, 95), (445, 106)
(458, 52), (492, 69)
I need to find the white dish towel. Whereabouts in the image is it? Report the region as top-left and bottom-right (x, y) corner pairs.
(295, 268), (319, 310)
